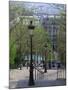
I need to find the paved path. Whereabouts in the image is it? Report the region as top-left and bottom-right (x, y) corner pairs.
(10, 67), (65, 81)
(10, 67), (29, 81)
(9, 67), (66, 88)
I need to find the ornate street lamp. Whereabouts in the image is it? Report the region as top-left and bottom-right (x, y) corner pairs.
(44, 44), (48, 73)
(28, 20), (35, 86)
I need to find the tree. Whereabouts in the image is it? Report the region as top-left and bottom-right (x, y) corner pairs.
(32, 24), (52, 64)
(57, 10), (66, 66)
(9, 3), (52, 68)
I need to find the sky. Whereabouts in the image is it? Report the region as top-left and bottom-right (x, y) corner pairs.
(9, 1), (66, 15)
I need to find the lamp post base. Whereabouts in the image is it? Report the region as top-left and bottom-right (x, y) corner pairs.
(28, 79), (35, 86)
(28, 66), (35, 86)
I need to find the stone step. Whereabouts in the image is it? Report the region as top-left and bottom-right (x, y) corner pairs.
(9, 79), (66, 89)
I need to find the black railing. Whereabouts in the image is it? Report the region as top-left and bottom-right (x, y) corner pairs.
(33, 64), (45, 80)
(33, 63), (66, 80)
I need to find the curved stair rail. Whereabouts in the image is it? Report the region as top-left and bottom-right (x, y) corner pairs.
(33, 64), (45, 80)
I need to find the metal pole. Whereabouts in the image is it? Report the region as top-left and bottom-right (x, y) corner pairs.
(57, 65), (58, 79)
(44, 50), (47, 73)
(34, 54), (36, 80)
(35, 68), (36, 80)
(28, 35), (35, 86)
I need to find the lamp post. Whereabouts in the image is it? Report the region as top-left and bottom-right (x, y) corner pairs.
(49, 50), (51, 69)
(28, 21), (35, 86)
(44, 44), (48, 73)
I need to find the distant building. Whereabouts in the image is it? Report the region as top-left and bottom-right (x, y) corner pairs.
(10, 13), (60, 52)
(42, 15), (60, 51)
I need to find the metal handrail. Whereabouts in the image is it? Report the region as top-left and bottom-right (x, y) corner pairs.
(33, 65), (44, 74)
(33, 64), (45, 80)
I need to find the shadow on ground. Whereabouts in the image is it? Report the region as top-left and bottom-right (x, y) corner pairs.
(9, 79), (66, 89)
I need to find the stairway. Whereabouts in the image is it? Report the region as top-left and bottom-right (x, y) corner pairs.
(9, 79), (66, 89)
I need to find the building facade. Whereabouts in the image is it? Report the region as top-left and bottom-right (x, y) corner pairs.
(42, 15), (60, 51)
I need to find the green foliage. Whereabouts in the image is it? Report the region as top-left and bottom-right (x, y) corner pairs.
(33, 25), (51, 53)
(10, 43), (16, 65)
(9, 5), (52, 68)
(57, 11), (66, 64)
